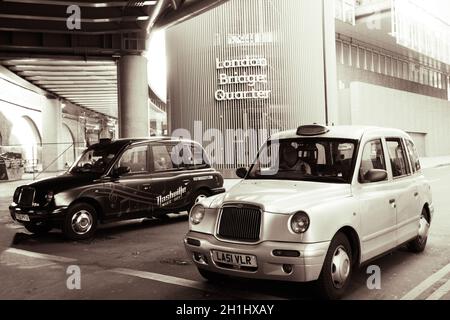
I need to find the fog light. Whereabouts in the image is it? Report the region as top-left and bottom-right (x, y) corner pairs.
(193, 252), (208, 265)
(186, 238), (201, 247)
(282, 264), (293, 274)
(273, 249), (301, 257)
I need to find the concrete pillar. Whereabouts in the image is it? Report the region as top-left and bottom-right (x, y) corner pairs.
(118, 55), (149, 138)
(42, 98), (64, 172)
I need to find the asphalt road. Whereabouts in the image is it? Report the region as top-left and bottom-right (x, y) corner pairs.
(0, 166), (449, 300)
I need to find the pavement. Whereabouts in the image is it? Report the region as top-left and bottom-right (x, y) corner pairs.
(0, 158), (449, 300)
(420, 156), (450, 170)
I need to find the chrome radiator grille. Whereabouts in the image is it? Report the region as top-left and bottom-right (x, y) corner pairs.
(18, 187), (35, 207)
(218, 206), (261, 242)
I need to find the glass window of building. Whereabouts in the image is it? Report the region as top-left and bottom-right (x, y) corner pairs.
(351, 45), (358, 67)
(373, 52), (379, 73)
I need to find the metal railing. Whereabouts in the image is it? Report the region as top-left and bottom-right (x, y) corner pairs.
(0, 142), (85, 182)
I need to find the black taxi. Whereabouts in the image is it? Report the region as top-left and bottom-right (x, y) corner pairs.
(9, 138), (224, 240)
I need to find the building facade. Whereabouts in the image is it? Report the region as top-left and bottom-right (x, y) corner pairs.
(167, 0), (338, 176)
(166, 0), (450, 176)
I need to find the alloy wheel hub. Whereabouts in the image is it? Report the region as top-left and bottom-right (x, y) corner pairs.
(71, 210), (93, 235)
(331, 246), (351, 289)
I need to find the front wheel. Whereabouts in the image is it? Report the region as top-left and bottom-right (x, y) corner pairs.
(187, 190), (211, 212)
(316, 232), (353, 300)
(62, 203), (98, 240)
(23, 222), (52, 235)
(408, 209), (430, 253)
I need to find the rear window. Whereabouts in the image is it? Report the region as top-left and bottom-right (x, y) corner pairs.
(406, 139), (421, 173)
(152, 142), (210, 172)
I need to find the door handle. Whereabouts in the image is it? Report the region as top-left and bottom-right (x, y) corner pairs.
(142, 184), (151, 191)
(182, 179), (190, 185)
(414, 192), (419, 197)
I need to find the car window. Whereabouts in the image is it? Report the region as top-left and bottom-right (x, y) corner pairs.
(247, 138), (357, 183)
(152, 144), (176, 172)
(386, 138), (409, 178)
(117, 145), (148, 174)
(359, 139), (386, 183)
(406, 139), (421, 173)
(171, 143), (210, 169)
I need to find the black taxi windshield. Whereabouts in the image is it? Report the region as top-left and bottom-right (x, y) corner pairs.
(69, 143), (123, 174)
(247, 138), (358, 184)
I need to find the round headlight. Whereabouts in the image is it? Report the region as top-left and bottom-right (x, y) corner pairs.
(190, 204), (205, 225)
(290, 211), (310, 234)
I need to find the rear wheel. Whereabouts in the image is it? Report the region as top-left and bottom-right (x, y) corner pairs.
(23, 222), (52, 235)
(316, 232), (353, 300)
(408, 208), (430, 253)
(62, 203), (98, 240)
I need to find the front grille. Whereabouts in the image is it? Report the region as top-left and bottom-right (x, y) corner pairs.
(218, 206), (261, 242)
(18, 187), (35, 207)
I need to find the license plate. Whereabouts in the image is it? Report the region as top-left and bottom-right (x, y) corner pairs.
(212, 250), (257, 268)
(15, 213), (30, 222)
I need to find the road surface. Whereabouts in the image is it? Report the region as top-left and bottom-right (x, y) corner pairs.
(0, 166), (449, 300)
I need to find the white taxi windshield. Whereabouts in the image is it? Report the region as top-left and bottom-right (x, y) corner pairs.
(247, 138), (357, 183)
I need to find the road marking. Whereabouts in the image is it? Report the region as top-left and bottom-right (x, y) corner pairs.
(3, 248), (77, 263)
(401, 263), (450, 300)
(426, 279), (450, 300)
(110, 267), (284, 300)
(3, 248), (283, 299)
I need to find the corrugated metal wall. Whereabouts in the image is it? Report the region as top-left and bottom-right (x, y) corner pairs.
(340, 81), (450, 157)
(166, 0), (328, 176)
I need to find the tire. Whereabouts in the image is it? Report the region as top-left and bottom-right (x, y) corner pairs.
(198, 268), (225, 283)
(62, 203), (98, 240)
(23, 222), (52, 235)
(316, 232), (353, 300)
(188, 189), (211, 212)
(407, 208), (430, 253)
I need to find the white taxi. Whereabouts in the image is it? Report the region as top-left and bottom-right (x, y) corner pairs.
(184, 125), (433, 299)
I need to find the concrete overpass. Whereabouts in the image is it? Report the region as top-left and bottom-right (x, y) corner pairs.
(0, 0), (228, 137)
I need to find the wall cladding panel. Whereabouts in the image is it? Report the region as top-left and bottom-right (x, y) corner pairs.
(166, 0), (328, 173)
(343, 82), (450, 157)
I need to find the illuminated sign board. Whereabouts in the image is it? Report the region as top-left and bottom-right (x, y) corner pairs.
(214, 56), (271, 101)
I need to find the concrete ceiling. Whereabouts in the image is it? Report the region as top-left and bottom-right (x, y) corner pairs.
(0, 0), (228, 118)
(1, 56), (118, 117)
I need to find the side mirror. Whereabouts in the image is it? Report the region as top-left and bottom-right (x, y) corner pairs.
(114, 166), (131, 177)
(364, 169), (387, 183)
(236, 167), (248, 179)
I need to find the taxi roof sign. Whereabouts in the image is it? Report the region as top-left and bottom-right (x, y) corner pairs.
(296, 124), (330, 136)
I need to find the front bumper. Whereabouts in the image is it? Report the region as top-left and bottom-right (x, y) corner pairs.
(9, 202), (68, 225)
(184, 231), (330, 282)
